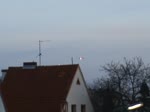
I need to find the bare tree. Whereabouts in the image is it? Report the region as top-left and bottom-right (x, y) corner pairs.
(102, 57), (150, 103)
(89, 57), (150, 112)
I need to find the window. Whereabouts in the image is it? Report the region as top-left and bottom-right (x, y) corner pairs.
(71, 105), (76, 112)
(81, 105), (86, 112)
(76, 78), (80, 85)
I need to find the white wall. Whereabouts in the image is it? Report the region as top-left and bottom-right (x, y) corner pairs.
(0, 96), (5, 112)
(0, 71), (6, 112)
(66, 68), (94, 112)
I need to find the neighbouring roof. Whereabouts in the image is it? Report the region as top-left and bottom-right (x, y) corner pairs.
(1, 64), (79, 112)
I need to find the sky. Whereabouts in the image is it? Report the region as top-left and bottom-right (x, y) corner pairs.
(1, 0), (150, 82)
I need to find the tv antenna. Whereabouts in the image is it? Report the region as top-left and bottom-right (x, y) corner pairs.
(38, 40), (50, 66)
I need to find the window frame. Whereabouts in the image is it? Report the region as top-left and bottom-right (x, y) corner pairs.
(81, 104), (86, 112)
(71, 104), (76, 112)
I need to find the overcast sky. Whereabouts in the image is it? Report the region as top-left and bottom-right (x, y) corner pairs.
(1, 0), (150, 82)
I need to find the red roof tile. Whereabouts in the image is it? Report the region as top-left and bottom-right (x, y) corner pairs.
(1, 64), (79, 112)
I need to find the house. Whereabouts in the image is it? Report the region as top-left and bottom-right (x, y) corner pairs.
(0, 81), (5, 112)
(0, 62), (94, 112)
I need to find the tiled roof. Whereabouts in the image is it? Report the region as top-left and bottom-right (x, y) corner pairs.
(1, 64), (79, 112)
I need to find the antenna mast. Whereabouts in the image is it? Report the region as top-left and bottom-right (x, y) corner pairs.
(38, 40), (50, 66)
(39, 40), (42, 66)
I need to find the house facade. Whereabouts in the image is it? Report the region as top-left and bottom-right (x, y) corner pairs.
(66, 68), (94, 112)
(0, 62), (94, 112)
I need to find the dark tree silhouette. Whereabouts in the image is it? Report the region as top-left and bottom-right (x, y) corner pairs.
(140, 81), (149, 98)
(89, 57), (150, 112)
(102, 88), (113, 112)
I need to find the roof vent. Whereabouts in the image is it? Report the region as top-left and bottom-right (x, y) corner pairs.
(23, 62), (37, 69)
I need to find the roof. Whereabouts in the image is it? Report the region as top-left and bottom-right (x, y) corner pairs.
(1, 64), (79, 112)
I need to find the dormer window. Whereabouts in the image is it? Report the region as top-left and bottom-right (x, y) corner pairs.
(76, 78), (80, 85)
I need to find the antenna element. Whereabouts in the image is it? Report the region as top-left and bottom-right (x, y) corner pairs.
(38, 40), (50, 66)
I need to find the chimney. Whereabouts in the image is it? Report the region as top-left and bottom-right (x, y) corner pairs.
(23, 62), (37, 69)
